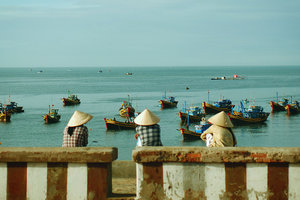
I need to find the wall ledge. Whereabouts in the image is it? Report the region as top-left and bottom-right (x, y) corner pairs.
(0, 147), (118, 163)
(132, 146), (300, 163)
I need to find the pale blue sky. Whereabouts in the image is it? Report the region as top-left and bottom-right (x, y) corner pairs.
(1, 0), (300, 67)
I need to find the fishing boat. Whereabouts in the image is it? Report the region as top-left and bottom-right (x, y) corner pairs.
(211, 74), (245, 80)
(0, 111), (11, 122)
(62, 94), (81, 106)
(160, 91), (178, 109)
(119, 95), (135, 117)
(202, 99), (233, 114)
(180, 120), (211, 141)
(269, 93), (289, 112)
(270, 99), (289, 112)
(43, 105), (61, 124)
(285, 100), (300, 115)
(178, 104), (205, 123)
(104, 118), (137, 130)
(3, 101), (24, 113)
(228, 100), (270, 124)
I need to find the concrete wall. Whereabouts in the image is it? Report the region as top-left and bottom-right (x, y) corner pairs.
(0, 147), (117, 200)
(133, 146), (300, 200)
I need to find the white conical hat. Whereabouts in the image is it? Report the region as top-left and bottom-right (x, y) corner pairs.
(134, 109), (160, 126)
(208, 111), (234, 128)
(67, 110), (93, 127)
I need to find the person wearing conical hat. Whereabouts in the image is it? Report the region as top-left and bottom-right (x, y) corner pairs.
(201, 111), (237, 147)
(62, 110), (93, 147)
(134, 108), (163, 146)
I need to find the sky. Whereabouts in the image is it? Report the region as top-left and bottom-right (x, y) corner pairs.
(0, 0), (300, 67)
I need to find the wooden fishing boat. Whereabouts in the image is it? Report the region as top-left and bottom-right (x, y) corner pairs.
(180, 129), (202, 140)
(270, 100), (287, 112)
(178, 106), (205, 123)
(3, 101), (24, 113)
(202, 99), (233, 114)
(160, 97), (178, 109)
(228, 101), (270, 124)
(43, 106), (61, 124)
(180, 122), (211, 141)
(269, 93), (289, 112)
(104, 118), (137, 130)
(160, 91), (178, 109)
(119, 96), (135, 117)
(285, 101), (300, 115)
(62, 94), (81, 106)
(0, 111), (11, 122)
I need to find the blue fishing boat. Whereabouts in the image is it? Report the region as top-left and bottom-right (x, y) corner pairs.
(229, 100), (270, 124)
(178, 103), (205, 123)
(179, 120), (211, 141)
(159, 91), (178, 109)
(202, 99), (233, 114)
(3, 101), (24, 113)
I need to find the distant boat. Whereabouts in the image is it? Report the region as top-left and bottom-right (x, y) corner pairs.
(62, 94), (81, 106)
(228, 100), (270, 124)
(43, 105), (61, 124)
(98, 69), (103, 73)
(37, 70), (43, 73)
(159, 91), (178, 109)
(104, 118), (137, 130)
(211, 74), (245, 80)
(178, 104), (205, 123)
(285, 100), (300, 115)
(125, 72), (133, 75)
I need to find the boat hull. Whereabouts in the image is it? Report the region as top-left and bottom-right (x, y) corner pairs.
(178, 112), (205, 123)
(43, 114), (61, 124)
(104, 118), (137, 130)
(202, 102), (232, 114)
(62, 98), (81, 106)
(285, 105), (300, 115)
(180, 128), (202, 141)
(228, 112), (270, 125)
(160, 100), (178, 109)
(270, 101), (285, 112)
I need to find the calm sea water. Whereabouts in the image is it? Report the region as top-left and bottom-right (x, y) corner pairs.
(0, 66), (299, 160)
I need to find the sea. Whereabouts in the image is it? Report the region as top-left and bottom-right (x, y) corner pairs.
(0, 66), (299, 160)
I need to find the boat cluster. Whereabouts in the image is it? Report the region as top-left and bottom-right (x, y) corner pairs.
(104, 92), (300, 143)
(0, 93), (81, 124)
(0, 101), (24, 122)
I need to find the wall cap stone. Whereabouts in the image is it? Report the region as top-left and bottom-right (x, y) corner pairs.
(132, 146), (300, 163)
(0, 147), (118, 163)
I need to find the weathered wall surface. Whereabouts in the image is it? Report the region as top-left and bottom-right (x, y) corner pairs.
(0, 147), (117, 200)
(133, 147), (300, 200)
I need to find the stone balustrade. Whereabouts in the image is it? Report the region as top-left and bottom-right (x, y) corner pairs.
(132, 146), (300, 200)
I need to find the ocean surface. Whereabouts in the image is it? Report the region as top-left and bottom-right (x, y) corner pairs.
(0, 66), (299, 160)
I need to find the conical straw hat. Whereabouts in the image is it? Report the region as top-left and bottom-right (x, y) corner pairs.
(208, 111), (233, 128)
(134, 109), (160, 126)
(67, 110), (93, 127)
